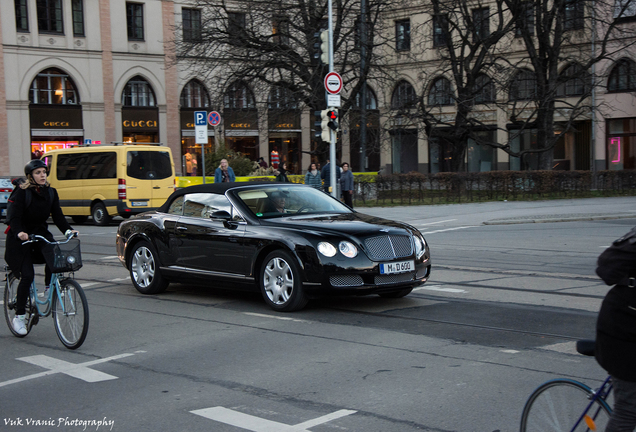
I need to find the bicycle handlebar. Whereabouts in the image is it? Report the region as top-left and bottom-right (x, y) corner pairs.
(21, 232), (78, 246)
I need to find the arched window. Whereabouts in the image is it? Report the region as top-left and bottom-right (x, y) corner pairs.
(354, 84), (378, 110)
(391, 80), (417, 109)
(29, 68), (80, 105)
(122, 76), (156, 107)
(608, 59), (636, 92)
(510, 69), (537, 101)
(224, 81), (255, 109)
(180, 80), (210, 108)
(473, 74), (495, 104)
(557, 63), (589, 96)
(427, 77), (454, 106)
(267, 85), (298, 110)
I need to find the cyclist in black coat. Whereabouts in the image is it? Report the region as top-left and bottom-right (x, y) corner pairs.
(596, 226), (636, 431)
(4, 159), (76, 336)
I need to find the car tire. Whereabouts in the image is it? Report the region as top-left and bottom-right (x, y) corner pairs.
(378, 287), (413, 298)
(259, 250), (308, 312)
(91, 202), (111, 226)
(71, 216), (88, 225)
(128, 240), (169, 294)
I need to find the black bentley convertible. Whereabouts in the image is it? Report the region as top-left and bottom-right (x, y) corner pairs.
(116, 182), (431, 311)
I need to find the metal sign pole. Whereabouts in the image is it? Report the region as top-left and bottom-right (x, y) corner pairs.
(328, 0), (337, 198)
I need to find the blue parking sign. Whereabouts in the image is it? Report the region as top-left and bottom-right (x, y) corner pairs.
(194, 111), (207, 126)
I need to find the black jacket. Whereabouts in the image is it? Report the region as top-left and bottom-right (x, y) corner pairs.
(595, 227), (636, 382)
(4, 185), (72, 278)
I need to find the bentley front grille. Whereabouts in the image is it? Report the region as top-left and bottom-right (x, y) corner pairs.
(329, 275), (364, 287)
(364, 235), (413, 261)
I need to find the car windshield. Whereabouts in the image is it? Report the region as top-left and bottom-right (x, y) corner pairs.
(236, 186), (352, 219)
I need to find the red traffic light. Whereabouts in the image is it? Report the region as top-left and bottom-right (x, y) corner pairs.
(328, 110), (338, 120)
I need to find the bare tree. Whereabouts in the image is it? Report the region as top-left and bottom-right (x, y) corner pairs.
(173, 0), (398, 160)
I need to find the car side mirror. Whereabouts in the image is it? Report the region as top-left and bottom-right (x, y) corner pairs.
(210, 210), (232, 221)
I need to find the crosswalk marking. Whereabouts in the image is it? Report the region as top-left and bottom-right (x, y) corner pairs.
(0, 353), (135, 388)
(191, 407), (356, 432)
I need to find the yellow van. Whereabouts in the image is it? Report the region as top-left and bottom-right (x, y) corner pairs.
(42, 143), (175, 225)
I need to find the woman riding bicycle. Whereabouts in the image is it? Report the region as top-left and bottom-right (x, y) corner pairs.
(4, 159), (78, 336)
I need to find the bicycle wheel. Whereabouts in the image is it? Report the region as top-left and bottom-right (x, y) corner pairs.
(3, 273), (32, 338)
(52, 278), (89, 349)
(520, 379), (611, 432)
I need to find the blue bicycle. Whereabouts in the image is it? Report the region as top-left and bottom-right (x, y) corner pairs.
(3, 234), (88, 349)
(520, 340), (613, 432)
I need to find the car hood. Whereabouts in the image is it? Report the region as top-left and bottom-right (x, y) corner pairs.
(261, 212), (418, 238)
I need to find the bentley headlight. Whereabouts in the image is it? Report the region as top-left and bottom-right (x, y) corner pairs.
(318, 242), (337, 257)
(414, 235), (426, 259)
(339, 241), (358, 258)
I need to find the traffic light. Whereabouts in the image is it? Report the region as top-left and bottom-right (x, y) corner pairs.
(327, 109), (338, 131)
(320, 109), (331, 142)
(319, 30), (329, 64)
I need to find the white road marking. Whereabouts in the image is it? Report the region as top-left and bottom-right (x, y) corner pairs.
(415, 219), (457, 226)
(244, 312), (309, 323)
(107, 277), (129, 282)
(420, 226), (475, 235)
(100, 256), (120, 260)
(80, 282), (99, 288)
(0, 353), (135, 388)
(190, 407), (356, 432)
(500, 349), (519, 354)
(414, 285), (466, 293)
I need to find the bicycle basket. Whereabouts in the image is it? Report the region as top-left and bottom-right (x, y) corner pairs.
(42, 238), (82, 273)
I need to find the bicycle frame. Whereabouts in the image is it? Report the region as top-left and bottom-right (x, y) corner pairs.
(573, 375), (613, 431)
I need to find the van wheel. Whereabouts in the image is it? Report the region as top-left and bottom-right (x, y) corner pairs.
(71, 216), (88, 225)
(92, 202), (111, 226)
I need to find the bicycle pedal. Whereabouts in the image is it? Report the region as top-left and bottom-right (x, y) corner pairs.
(29, 314), (39, 327)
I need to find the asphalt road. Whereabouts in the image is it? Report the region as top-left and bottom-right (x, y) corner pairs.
(1, 196), (634, 432)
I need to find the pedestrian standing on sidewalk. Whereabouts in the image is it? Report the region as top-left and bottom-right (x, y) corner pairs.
(595, 226), (636, 431)
(340, 162), (354, 208)
(304, 163), (322, 189)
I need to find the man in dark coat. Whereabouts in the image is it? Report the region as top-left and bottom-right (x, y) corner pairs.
(596, 227), (636, 431)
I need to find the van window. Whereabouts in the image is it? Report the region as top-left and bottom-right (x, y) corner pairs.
(127, 151), (172, 180)
(57, 152), (116, 180)
(57, 154), (88, 180)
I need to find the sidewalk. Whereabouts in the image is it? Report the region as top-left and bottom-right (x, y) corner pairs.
(359, 196), (636, 226)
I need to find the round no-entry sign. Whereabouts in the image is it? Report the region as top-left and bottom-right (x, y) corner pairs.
(208, 111), (221, 127)
(324, 72), (343, 95)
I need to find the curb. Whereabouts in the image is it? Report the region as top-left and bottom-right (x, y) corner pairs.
(484, 214), (636, 225)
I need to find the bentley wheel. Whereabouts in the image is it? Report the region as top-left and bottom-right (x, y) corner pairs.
(260, 250), (308, 312)
(378, 287), (413, 298)
(128, 241), (169, 294)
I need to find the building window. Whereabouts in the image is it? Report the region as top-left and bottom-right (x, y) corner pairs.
(273, 15), (289, 46)
(473, 74), (495, 104)
(182, 8), (202, 42)
(228, 12), (247, 45)
(29, 68), (79, 105)
(468, 131), (497, 172)
(428, 77), (454, 106)
(564, 0), (584, 30)
(395, 19), (410, 51)
(391, 81), (417, 110)
(510, 69), (537, 101)
(180, 80), (210, 108)
(509, 128), (539, 170)
(122, 76), (156, 107)
(433, 14), (448, 47)
(268, 85), (298, 110)
(15, 0), (29, 32)
(224, 81), (255, 109)
(516, 2), (535, 36)
(355, 84), (378, 109)
(473, 8), (490, 41)
(607, 118), (636, 170)
(608, 59), (636, 92)
(72, 0), (84, 36)
(126, 2), (144, 41)
(557, 63), (588, 96)
(37, 0), (63, 34)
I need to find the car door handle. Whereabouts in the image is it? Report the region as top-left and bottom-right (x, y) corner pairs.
(176, 226), (188, 231)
